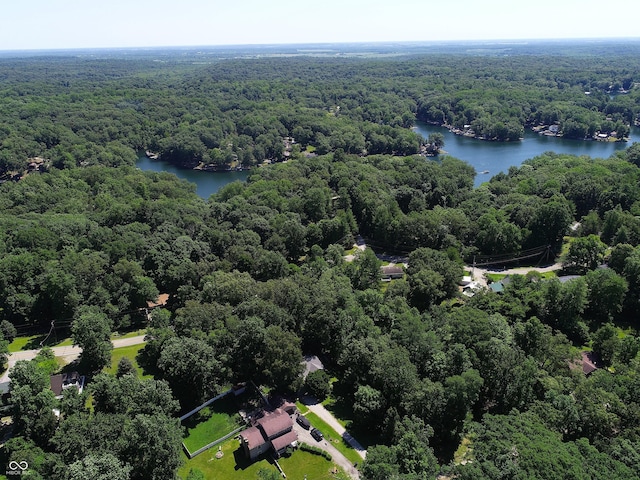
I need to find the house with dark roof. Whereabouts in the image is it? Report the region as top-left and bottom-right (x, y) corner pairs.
(50, 372), (85, 399)
(581, 351), (600, 376)
(239, 410), (298, 460)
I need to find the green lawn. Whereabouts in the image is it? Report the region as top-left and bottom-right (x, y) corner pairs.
(8, 329), (146, 353)
(304, 412), (362, 465)
(296, 400), (310, 415)
(111, 328), (147, 340)
(8, 334), (73, 353)
(182, 395), (243, 453)
(178, 439), (349, 480)
(106, 343), (149, 378)
(320, 398), (380, 450)
(279, 449), (350, 480)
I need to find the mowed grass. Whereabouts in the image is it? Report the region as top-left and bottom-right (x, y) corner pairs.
(304, 412), (362, 465)
(111, 328), (146, 340)
(278, 450), (350, 480)
(182, 395), (243, 453)
(106, 343), (149, 378)
(178, 439), (348, 480)
(8, 334), (73, 353)
(8, 329), (146, 353)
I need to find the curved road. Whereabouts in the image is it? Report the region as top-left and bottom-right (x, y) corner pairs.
(470, 262), (563, 287)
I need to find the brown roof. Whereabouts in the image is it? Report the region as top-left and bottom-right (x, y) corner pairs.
(146, 293), (169, 309)
(258, 411), (293, 439)
(239, 426), (267, 450)
(381, 265), (404, 275)
(50, 374), (64, 397)
(270, 430), (298, 453)
(50, 372), (84, 397)
(582, 351), (599, 375)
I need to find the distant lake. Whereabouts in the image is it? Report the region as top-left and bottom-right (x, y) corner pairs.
(136, 155), (250, 199)
(137, 125), (640, 197)
(414, 122), (640, 187)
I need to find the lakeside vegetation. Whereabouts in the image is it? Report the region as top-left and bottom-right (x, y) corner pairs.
(2, 42), (640, 480)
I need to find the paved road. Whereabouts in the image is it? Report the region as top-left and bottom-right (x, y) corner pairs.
(301, 396), (366, 460)
(0, 335), (147, 386)
(470, 262), (563, 287)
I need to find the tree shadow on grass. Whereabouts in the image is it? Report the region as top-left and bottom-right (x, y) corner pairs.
(232, 448), (276, 471)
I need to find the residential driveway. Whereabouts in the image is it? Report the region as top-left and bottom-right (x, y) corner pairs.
(293, 417), (360, 480)
(300, 396), (366, 460)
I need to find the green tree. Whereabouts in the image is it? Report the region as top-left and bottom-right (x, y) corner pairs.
(8, 360), (57, 445)
(0, 319), (17, 342)
(563, 234), (606, 273)
(585, 268), (627, 324)
(72, 306), (112, 373)
(67, 453), (132, 480)
(592, 324), (620, 366)
(122, 414), (183, 480)
(348, 248), (382, 290)
(116, 357), (137, 378)
(304, 369), (331, 401)
(407, 247), (463, 310)
(527, 200), (573, 247)
(157, 336), (225, 407)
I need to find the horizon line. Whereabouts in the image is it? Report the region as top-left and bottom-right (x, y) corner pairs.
(2, 37), (640, 54)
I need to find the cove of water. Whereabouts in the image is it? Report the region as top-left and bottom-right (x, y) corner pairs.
(414, 122), (640, 187)
(136, 125), (640, 197)
(135, 155), (250, 199)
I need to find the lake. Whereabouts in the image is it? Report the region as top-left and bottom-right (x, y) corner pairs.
(136, 125), (640, 197)
(414, 122), (640, 186)
(136, 155), (250, 199)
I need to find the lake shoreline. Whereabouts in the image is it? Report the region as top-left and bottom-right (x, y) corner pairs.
(417, 120), (630, 143)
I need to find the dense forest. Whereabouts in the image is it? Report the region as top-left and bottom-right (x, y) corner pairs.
(2, 43), (640, 479)
(2, 44), (640, 177)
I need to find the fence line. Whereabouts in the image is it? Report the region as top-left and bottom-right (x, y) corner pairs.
(179, 389), (232, 421)
(184, 426), (245, 459)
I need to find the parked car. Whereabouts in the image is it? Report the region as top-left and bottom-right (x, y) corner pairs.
(296, 415), (311, 430)
(310, 427), (324, 441)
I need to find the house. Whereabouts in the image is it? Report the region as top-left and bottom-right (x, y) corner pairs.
(239, 426), (270, 460)
(462, 281), (483, 297)
(581, 351), (600, 376)
(302, 354), (324, 379)
(459, 275), (473, 286)
(50, 372), (85, 399)
(569, 351), (601, 376)
(239, 410), (298, 460)
(489, 275), (512, 294)
(380, 265), (404, 281)
(146, 293), (169, 310)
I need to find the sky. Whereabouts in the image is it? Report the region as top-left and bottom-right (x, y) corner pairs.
(1, 0), (639, 51)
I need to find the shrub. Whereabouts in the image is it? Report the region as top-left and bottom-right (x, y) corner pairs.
(299, 442), (332, 461)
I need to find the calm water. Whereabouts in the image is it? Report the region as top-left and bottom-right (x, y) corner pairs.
(136, 155), (250, 199)
(414, 122), (640, 186)
(136, 125), (640, 196)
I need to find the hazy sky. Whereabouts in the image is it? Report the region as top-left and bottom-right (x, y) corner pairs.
(2, 0), (639, 50)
